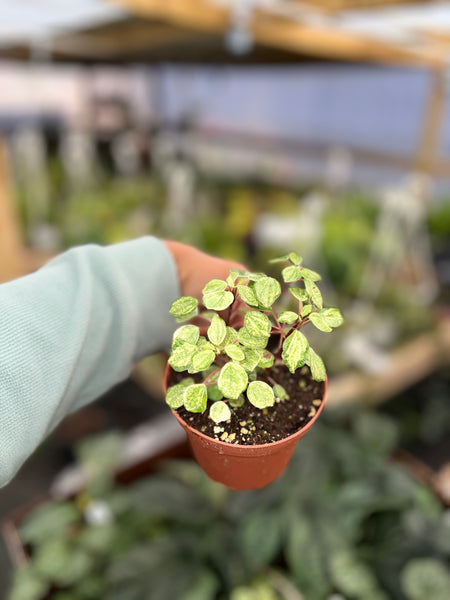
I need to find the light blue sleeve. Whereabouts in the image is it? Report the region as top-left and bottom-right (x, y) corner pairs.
(0, 236), (180, 488)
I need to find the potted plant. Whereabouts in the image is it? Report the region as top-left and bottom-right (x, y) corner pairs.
(164, 252), (343, 490)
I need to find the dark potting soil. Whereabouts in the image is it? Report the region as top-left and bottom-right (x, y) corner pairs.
(172, 364), (325, 445)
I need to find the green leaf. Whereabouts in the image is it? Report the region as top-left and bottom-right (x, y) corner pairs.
(223, 326), (238, 346)
(244, 311), (272, 338)
(229, 395), (245, 408)
(282, 265), (302, 283)
(240, 509), (282, 570)
(225, 344), (245, 361)
(19, 502), (79, 545)
(207, 384), (223, 401)
(304, 279), (323, 309)
(207, 314), (227, 346)
(289, 287), (308, 302)
(400, 558), (450, 600)
(321, 307), (344, 328)
(270, 252), (302, 265)
(202, 279), (227, 294)
(278, 310), (298, 324)
(306, 347), (326, 382)
(9, 566), (48, 600)
(169, 296), (198, 322)
(226, 270), (239, 287)
(254, 277), (281, 308)
(247, 381), (275, 409)
(301, 267), (321, 281)
(273, 384), (288, 399)
(209, 401), (231, 424)
(237, 284), (259, 307)
(218, 362), (248, 400)
(166, 384), (186, 409)
(282, 330), (309, 373)
(184, 384), (207, 413)
(191, 348), (216, 372)
(330, 550), (384, 598)
(202, 291), (234, 311)
(238, 327), (269, 349)
(168, 342), (197, 372)
(240, 348), (263, 372)
(173, 324), (200, 345)
(308, 312), (333, 332)
(258, 350), (274, 369)
(300, 304), (312, 317)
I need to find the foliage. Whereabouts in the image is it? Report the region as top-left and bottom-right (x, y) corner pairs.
(167, 254), (343, 424)
(7, 407), (449, 600)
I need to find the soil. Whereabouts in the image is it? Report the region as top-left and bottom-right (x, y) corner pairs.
(171, 363), (325, 445)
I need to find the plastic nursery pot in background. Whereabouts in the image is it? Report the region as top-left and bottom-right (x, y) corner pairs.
(164, 364), (328, 491)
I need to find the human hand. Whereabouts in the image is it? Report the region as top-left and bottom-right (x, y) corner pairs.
(164, 240), (246, 330)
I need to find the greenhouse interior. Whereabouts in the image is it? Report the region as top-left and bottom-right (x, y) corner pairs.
(1, 1), (450, 599)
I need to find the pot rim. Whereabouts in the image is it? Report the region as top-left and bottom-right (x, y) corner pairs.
(165, 364), (328, 451)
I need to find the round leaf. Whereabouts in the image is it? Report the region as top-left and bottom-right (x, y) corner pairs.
(225, 344), (245, 361)
(207, 384), (223, 401)
(278, 311), (298, 324)
(321, 307), (344, 328)
(209, 401), (231, 424)
(254, 277), (281, 308)
(207, 314), (227, 346)
(301, 304), (312, 317)
(191, 348), (216, 372)
(166, 384), (186, 409)
(247, 381), (275, 409)
(282, 330), (309, 373)
(305, 279), (323, 309)
(237, 285), (258, 307)
(282, 265), (302, 283)
(240, 348), (263, 372)
(168, 342), (197, 372)
(301, 267), (321, 281)
(184, 384), (207, 413)
(258, 350), (274, 369)
(289, 287), (308, 302)
(173, 324), (200, 345)
(238, 327), (269, 350)
(218, 362), (248, 400)
(203, 291), (234, 311)
(223, 326), (238, 346)
(202, 279), (227, 294)
(169, 296), (198, 322)
(244, 311), (272, 338)
(273, 384), (288, 400)
(309, 312), (333, 332)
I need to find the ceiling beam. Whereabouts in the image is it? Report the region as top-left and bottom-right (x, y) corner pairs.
(113, 0), (444, 67)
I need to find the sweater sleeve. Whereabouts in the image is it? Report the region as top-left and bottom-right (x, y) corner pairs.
(0, 236), (180, 488)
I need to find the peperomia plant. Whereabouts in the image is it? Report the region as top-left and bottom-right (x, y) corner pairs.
(166, 252), (343, 425)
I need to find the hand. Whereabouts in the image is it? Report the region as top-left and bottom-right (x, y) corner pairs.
(164, 240), (246, 330)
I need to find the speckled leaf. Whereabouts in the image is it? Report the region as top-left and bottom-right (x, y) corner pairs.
(237, 284), (258, 307)
(166, 384), (186, 409)
(191, 348), (216, 372)
(184, 384), (207, 413)
(321, 307), (344, 328)
(309, 312), (333, 332)
(240, 348), (263, 372)
(282, 330), (309, 373)
(207, 314), (227, 346)
(238, 327), (269, 349)
(218, 362), (248, 400)
(247, 381), (275, 409)
(223, 326), (238, 346)
(254, 277), (281, 308)
(258, 350), (274, 369)
(289, 287), (309, 302)
(301, 267), (321, 281)
(273, 384), (288, 399)
(209, 401), (231, 424)
(244, 311), (272, 338)
(226, 270), (239, 287)
(168, 343), (197, 372)
(301, 304), (312, 317)
(305, 279), (323, 309)
(202, 291), (234, 311)
(306, 347), (326, 382)
(282, 265), (303, 283)
(173, 324), (200, 346)
(225, 344), (245, 361)
(202, 279), (227, 295)
(278, 311), (298, 324)
(169, 296), (198, 322)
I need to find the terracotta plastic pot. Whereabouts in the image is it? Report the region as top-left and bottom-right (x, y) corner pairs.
(164, 364), (328, 491)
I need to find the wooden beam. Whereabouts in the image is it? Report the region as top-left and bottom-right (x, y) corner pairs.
(114, 0), (444, 67)
(294, 0), (437, 14)
(0, 136), (27, 282)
